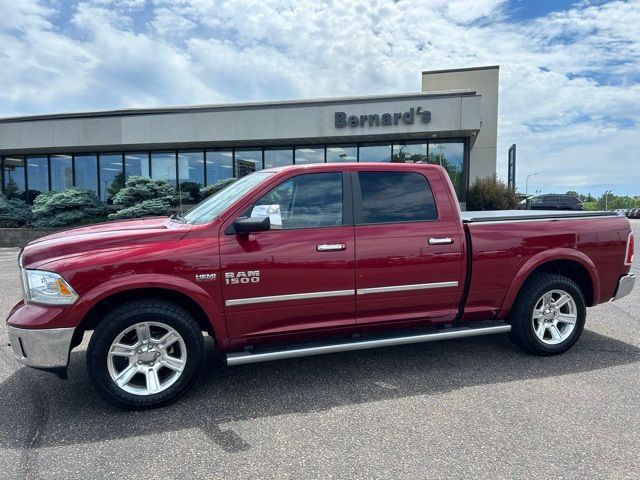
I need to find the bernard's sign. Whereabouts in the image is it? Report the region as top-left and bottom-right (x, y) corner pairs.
(335, 107), (431, 128)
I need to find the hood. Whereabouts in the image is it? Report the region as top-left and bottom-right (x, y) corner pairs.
(22, 217), (190, 268)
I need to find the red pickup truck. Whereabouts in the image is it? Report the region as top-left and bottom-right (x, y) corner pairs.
(6, 163), (635, 409)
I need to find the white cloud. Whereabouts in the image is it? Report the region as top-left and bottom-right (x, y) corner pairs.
(0, 0), (638, 194)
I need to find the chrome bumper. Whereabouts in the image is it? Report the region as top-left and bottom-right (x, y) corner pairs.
(612, 273), (636, 301)
(7, 326), (74, 370)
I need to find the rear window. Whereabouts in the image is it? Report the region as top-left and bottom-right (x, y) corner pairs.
(358, 171), (437, 224)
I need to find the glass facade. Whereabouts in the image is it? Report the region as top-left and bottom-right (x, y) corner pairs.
(1, 139), (468, 202)
(428, 142), (464, 199)
(392, 142), (427, 163)
(295, 146), (324, 164)
(151, 151), (177, 185)
(50, 154), (73, 192)
(99, 153), (123, 202)
(74, 154), (98, 193)
(326, 145), (357, 163)
(264, 148), (293, 169)
(358, 143), (391, 163)
(124, 152), (150, 180)
(26, 155), (49, 201)
(235, 149), (262, 177)
(2, 156), (26, 199)
(206, 149), (233, 184)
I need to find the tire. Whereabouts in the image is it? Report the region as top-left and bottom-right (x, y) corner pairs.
(508, 273), (586, 356)
(87, 298), (205, 410)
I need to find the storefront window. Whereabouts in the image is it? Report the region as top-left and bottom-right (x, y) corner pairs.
(295, 146), (324, 164)
(99, 153), (124, 202)
(177, 150), (204, 201)
(50, 154), (73, 192)
(124, 152), (150, 180)
(151, 151), (177, 186)
(26, 155), (49, 201)
(326, 145), (357, 163)
(392, 142), (427, 163)
(264, 147), (293, 169)
(206, 149), (234, 185)
(429, 142), (464, 199)
(2, 156), (26, 199)
(235, 149), (262, 177)
(74, 154), (98, 194)
(359, 143), (391, 162)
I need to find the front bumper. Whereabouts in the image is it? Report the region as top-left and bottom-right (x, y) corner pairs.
(612, 273), (636, 301)
(7, 325), (74, 373)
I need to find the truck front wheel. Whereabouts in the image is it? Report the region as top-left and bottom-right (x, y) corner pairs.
(87, 299), (205, 409)
(508, 273), (586, 355)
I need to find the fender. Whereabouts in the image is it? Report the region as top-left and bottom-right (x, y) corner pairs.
(497, 248), (600, 319)
(72, 273), (229, 349)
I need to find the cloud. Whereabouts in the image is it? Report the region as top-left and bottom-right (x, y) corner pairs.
(0, 0), (638, 195)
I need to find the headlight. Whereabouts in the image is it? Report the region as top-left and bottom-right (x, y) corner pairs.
(22, 269), (79, 305)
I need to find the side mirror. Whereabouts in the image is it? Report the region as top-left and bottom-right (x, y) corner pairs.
(231, 216), (271, 234)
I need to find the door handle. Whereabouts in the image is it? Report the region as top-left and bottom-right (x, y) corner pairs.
(428, 237), (453, 245)
(316, 243), (346, 252)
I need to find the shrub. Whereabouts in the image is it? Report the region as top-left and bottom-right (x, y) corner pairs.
(109, 176), (180, 220)
(108, 199), (172, 220)
(111, 176), (179, 208)
(466, 175), (518, 211)
(0, 195), (31, 227)
(200, 178), (237, 198)
(31, 188), (108, 228)
(179, 182), (203, 203)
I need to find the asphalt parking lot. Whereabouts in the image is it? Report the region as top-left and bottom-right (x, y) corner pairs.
(0, 221), (638, 480)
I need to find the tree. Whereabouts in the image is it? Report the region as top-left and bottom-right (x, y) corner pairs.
(0, 195), (31, 227)
(3, 178), (21, 200)
(467, 175), (519, 211)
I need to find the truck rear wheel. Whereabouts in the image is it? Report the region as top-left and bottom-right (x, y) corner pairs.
(508, 273), (586, 355)
(87, 299), (205, 409)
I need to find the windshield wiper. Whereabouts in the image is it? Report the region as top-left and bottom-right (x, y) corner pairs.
(170, 212), (187, 224)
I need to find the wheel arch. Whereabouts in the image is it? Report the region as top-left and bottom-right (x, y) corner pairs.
(498, 249), (599, 319)
(73, 286), (225, 350)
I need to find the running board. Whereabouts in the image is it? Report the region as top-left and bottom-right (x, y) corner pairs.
(225, 324), (511, 366)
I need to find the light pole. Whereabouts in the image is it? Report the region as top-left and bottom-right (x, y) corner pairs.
(525, 173), (538, 195)
(604, 190), (612, 210)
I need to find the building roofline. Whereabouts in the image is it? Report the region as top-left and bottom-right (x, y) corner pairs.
(0, 89), (477, 123)
(422, 65), (499, 75)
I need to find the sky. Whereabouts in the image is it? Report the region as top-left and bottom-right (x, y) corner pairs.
(0, 0), (638, 196)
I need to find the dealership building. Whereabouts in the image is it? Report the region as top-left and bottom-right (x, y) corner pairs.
(0, 65), (498, 207)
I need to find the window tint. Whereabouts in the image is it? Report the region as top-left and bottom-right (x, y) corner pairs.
(358, 171), (436, 224)
(245, 172), (343, 230)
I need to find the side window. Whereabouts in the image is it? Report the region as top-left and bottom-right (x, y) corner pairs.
(243, 172), (343, 229)
(358, 171), (437, 224)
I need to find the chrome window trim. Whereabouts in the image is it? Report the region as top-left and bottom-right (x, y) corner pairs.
(225, 281), (458, 306)
(356, 281), (459, 295)
(225, 289), (355, 307)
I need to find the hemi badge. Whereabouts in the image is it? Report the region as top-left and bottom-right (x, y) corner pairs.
(195, 273), (217, 282)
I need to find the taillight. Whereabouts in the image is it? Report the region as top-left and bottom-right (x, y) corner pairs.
(625, 232), (634, 266)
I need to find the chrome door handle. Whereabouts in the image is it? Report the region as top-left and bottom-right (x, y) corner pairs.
(428, 237), (453, 245)
(317, 243), (346, 252)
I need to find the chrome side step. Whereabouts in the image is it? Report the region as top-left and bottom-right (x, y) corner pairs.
(225, 324), (511, 366)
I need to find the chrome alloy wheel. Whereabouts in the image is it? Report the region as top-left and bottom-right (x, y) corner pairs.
(107, 322), (187, 396)
(532, 289), (577, 345)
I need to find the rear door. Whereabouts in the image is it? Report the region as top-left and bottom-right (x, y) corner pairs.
(353, 168), (465, 326)
(219, 170), (356, 339)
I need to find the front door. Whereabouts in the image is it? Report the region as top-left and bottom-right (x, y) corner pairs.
(353, 169), (465, 325)
(219, 171), (356, 339)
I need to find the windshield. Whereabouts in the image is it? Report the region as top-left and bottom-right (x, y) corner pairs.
(182, 172), (274, 225)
